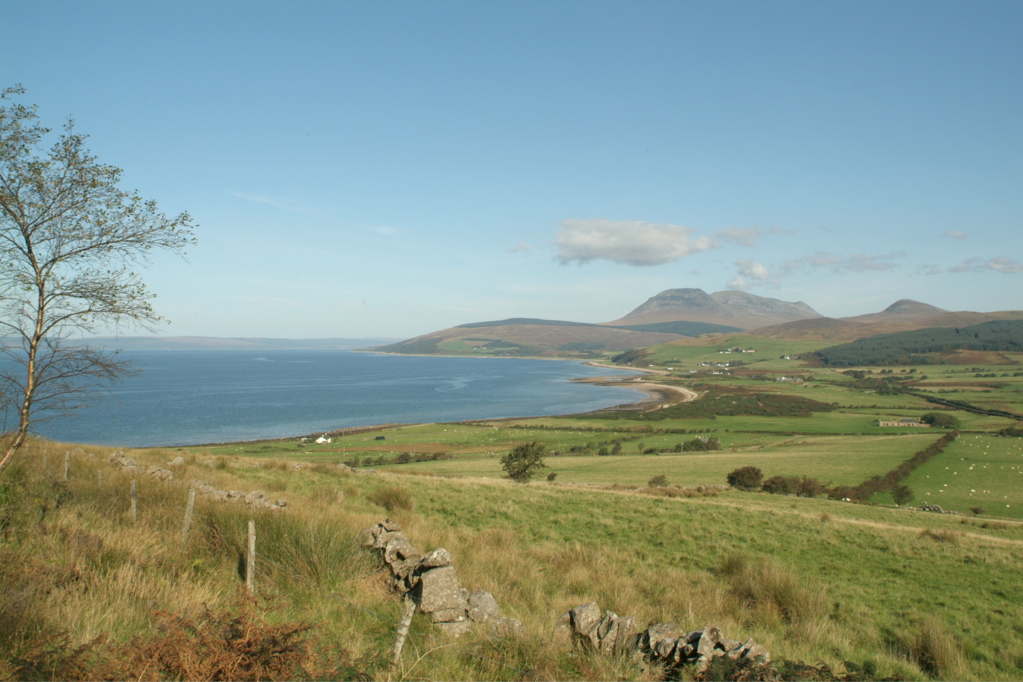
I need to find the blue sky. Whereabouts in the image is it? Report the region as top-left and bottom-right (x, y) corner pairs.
(4, 0), (1021, 339)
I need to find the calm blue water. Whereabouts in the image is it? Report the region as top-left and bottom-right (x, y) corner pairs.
(30, 350), (643, 447)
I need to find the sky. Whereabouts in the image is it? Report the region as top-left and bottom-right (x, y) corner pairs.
(3, 0), (1021, 340)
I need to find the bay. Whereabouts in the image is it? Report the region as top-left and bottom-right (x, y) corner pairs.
(30, 350), (645, 447)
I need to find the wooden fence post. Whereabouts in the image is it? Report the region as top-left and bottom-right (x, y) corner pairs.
(130, 480), (138, 523)
(182, 489), (196, 542)
(246, 519), (256, 592)
(390, 595), (417, 665)
(64, 451), (70, 481)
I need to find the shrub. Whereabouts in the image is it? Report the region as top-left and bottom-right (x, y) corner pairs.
(727, 466), (763, 491)
(892, 485), (914, 506)
(501, 441), (548, 483)
(970, 506), (985, 516)
(920, 412), (960, 429)
(648, 475), (669, 488)
(546, 472), (557, 482)
(762, 475), (800, 496)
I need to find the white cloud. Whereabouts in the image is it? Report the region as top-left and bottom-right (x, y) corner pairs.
(728, 259), (775, 289)
(506, 240), (532, 253)
(942, 230), (969, 239)
(716, 227), (763, 246)
(950, 256), (1022, 274)
(784, 251), (904, 273)
(555, 219), (718, 266)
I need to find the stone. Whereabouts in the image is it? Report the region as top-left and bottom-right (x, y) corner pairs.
(596, 612), (621, 655)
(695, 626), (722, 657)
(414, 565), (465, 613)
(491, 617), (527, 637)
(384, 536), (418, 565)
(568, 602), (603, 648)
(245, 490), (269, 505)
(644, 622), (685, 660)
(552, 610), (573, 644)
(468, 590), (501, 623)
(419, 548), (453, 569)
(744, 645), (770, 663)
(380, 519), (402, 532)
(430, 607), (469, 624)
(147, 465), (174, 481)
(612, 616), (638, 655)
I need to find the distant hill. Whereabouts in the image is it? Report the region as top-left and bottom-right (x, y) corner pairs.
(374, 323), (684, 357)
(752, 307), (1023, 344)
(373, 288), (1023, 359)
(843, 299), (947, 324)
(608, 288), (822, 329)
(805, 319), (1023, 366)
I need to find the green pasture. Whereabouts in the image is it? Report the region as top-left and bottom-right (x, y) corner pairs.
(892, 434), (1023, 517)
(346, 469), (1023, 680)
(637, 334), (829, 368)
(379, 433), (938, 487)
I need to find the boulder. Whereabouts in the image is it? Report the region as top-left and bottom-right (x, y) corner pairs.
(414, 565), (465, 613)
(419, 548), (453, 569)
(468, 590), (501, 623)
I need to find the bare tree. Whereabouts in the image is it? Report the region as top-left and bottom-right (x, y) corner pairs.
(0, 86), (195, 475)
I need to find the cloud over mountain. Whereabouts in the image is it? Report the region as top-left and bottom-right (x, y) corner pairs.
(555, 219), (718, 266)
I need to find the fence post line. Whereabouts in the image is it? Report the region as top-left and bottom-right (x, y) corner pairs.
(43, 448), (49, 473)
(130, 480), (138, 523)
(64, 451), (70, 481)
(246, 519), (256, 592)
(182, 489), (197, 542)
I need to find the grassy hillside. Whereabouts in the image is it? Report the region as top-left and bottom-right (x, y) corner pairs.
(1, 440), (1021, 680)
(3, 353), (1022, 680)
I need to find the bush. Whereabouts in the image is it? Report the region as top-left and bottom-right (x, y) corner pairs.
(501, 441), (548, 483)
(648, 475), (669, 488)
(762, 475), (800, 496)
(892, 485), (914, 506)
(546, 472), (557, 482)
(920, 412), (960, 429)
(727, 466), (763, 491)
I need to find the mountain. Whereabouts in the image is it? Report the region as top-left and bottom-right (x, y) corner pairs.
(843, 299), (947, 324)
(373, 288), (1023, 358)
(607, 288), (822, 329)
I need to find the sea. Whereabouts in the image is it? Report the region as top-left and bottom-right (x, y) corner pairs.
(28, 350), (645, 447)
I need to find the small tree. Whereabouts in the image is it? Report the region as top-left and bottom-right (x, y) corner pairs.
(726, 466), (763, 491)
(0, 86), (196, 476)
(648, 474), (669, 488)
(892, 485), (914, 506)
(501, 441), (547, 483)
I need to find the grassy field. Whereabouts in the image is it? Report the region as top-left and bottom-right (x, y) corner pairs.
(2, 441), (1021, 681)
(380, 434), (938, 487)
(2, 350), (1022, 680)
(884, 433), (1023, 517)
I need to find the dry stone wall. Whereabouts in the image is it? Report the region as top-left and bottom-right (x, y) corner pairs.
(363, 519), (525, 637)
(107, 451), (288, 510)
(554, 601), (770, 675)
